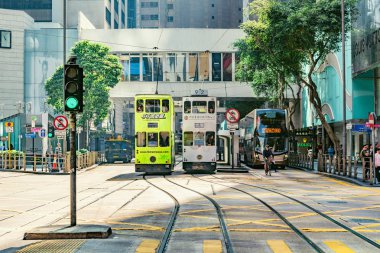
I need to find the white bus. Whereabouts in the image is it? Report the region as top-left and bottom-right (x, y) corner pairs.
(182, 96), (217, 173)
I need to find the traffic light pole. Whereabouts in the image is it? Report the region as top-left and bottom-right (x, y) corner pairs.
(70, 112), (77, 226)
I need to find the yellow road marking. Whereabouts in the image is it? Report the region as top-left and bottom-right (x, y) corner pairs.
(203, 240), (222, 253)
(267, 240), (292, 253)
(324, 240), (355, 253)
(174, 225), (220, 232)
(230, 228), (293, 232)
(352, 223), (380, 230)
(109, 222), (164, 231)
(227, 220), (289, 229)
(136, 240), (160, 253)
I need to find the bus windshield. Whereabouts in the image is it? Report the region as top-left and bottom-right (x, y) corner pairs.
(255, 110), (287, 137)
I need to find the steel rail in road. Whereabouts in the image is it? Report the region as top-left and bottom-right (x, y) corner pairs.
(192, 175), (324, 253)
(165, 176), (234, 253)
(210, 175), (380, 251)
(143, 176), (180, 253)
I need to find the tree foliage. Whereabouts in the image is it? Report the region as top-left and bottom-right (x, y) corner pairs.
(237, 0), (357, 154)
(45, 40), (122, 126)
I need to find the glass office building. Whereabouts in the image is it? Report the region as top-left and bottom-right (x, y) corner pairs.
(0, 0), (52, 22)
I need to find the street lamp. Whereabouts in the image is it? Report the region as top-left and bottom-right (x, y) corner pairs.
(341, 0), (347, 172)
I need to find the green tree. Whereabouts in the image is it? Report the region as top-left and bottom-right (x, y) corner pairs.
(238, 0), (356, 155)
(45, 40), (122, 127)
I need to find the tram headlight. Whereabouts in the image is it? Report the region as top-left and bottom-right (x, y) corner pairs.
(197, 155), (202, 160)
(255, 154), (259, 159)
(150, 156), (156, 162)
(284, 155), (288, 160)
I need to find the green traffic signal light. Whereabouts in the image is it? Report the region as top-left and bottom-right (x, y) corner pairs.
(48, 133), (53, 138)
(66, 97), (79, 109)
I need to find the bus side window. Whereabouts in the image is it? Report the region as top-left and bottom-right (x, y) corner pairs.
(136, 132), (146, 147)
(184, 101), (191, 114)
(162, 100), (169, 113)
(136, 99), (144, 113)
(184, 132), (193, 146)
(159, 132), (169, 147)
(148, 133), (158, 147)
(206, 131), (215, 146)
(208, 101), (215, 114)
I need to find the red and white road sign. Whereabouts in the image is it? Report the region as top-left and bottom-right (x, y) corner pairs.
(225, 108), (240, 123)
(367, 112), (376, 129)
(54, 115), (68, 130)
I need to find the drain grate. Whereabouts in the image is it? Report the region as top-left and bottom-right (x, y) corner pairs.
(349, 218), (377, 223)
(326, 201), (347, 204)
(17, 239), (85, 253)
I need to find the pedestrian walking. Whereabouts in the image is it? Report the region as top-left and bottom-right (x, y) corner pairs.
(55, 142), (62, 170)
(360, 144), (370, 180)
(375, 148), (380, 184)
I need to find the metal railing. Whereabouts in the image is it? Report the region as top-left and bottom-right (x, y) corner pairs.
(288, 152), (314, 170)
(0, 151), (98, 173)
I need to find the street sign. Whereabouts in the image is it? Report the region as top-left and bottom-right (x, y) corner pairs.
(346, 123), (352, 130)
(225, 108), (240, 123)
(5, 126), (13, 133)
(55, 130), (66, 137)
(39, 128), (46, 138)
(367, 112), (376, 129)
(54, 115), (69, 130)
(25, 133), (36, 138)
(31, 127), (41, 133)
(227, 122), (239, 130)
(5, 121), (13, 127)
(352, 124), (371, 133)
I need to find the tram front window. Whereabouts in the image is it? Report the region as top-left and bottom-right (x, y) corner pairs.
(137, 132), (146, 147)
(148, 133), (158, 147)
(160, 132), (169, 147)
(146, 99), (160, 113)
(264, 137), (287, 153)
(194, 132), (205, 146)
(206, 131), (215, 146)
(184, 101), (191, 114)
(208, 101), (215, 114)
(136, 99), (144, 112)
(184, 132), (193, 146)
(162, 100), (169, 113)
(192, 101), (207, 113)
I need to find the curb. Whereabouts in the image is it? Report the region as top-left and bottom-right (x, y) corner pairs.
(0, 164), (100, 175)
(287, 165), (379, 187)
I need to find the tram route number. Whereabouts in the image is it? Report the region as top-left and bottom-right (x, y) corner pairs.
(192, 89), (208, 96)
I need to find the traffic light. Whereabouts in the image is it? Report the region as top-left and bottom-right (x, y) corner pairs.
(64, 64), (83, 112)
(48, 123), (55, 138)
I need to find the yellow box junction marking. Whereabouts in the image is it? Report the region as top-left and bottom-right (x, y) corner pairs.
(267, 240), (292, 253)
(136, 240), (160, 253)
(203, 240), (222, 253)
(324, 240), (355, 253)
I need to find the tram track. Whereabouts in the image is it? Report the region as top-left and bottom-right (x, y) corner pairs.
(165, 176), (234, 253)
(201, 174), (380, 252)
(143, 175), (180, 253)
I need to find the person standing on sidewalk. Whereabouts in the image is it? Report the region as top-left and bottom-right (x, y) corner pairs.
(375, 148), (380, 184)
(55, 142), (62, 170)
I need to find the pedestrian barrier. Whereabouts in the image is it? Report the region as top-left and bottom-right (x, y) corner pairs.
(0, 151), (98, 174)
(287, 152), (314, 170)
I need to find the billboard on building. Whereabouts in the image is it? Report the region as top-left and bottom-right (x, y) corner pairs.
(352, 0), (380, 76)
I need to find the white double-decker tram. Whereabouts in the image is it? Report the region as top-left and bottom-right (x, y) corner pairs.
(182, 96), (217, 173)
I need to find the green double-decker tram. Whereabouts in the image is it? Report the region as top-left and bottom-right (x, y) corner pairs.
(134, 94), (175, 174)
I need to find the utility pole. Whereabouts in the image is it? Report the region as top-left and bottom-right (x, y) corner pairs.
(70, 112), (77, 226)
(341, 0), (347, 175)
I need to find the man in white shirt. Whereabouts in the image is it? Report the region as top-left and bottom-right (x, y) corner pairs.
(375, 149), (380, 183)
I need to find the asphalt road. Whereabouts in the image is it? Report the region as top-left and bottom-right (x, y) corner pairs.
(1, 163), (380, 253)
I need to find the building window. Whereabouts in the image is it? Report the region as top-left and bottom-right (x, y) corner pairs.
(167, 16), (173, 22)
(106, 7), (111, 26)
(223, 53), (232, 81)
(122, 0), (125, 5)
(239, 8), (241, 11)
(130, 55), (140, 81)
(212, 16), (215, 19)
(211, 4), (214, 7)
(141, 14), (159, 20)
(114, 0), (119, 14)
(0, 0), (53, 22)
(141, 2), (159, 8)
(114, 20), (119, 29)
(167, 3), (173, 9)
(122, 10), (126, 26)
(212, 53), (221, 81)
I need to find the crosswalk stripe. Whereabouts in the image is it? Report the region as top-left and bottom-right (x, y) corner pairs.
(324, 240), (355, 253)
(136, 240), (160, 253)
(203, 240), (222, 253)
(267, 240), (292, 253)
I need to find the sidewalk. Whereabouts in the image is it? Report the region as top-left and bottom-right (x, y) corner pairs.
(289, 160), (380, 187)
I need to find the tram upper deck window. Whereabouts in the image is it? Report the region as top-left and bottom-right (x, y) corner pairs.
(136, 99), (144, 112)
(192, 101), (207, 113)
(208, 101), (215, 114)
(136, 132), (146, 147)
(194, 132), (205, 146)
(159, 132), (169, 147)
(206, 131), (215, 146)
(184, 101), (191, 114)
(146, 99), (160, 113)
(148, 133), (158, 147)
(184, 132), (193, 146)
(162, 100), (169, 113)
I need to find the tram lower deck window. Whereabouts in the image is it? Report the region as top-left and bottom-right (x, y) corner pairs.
(184, 132), (193, 146)
(137, 132), (146, 147)
(148, 133), (158, 147)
